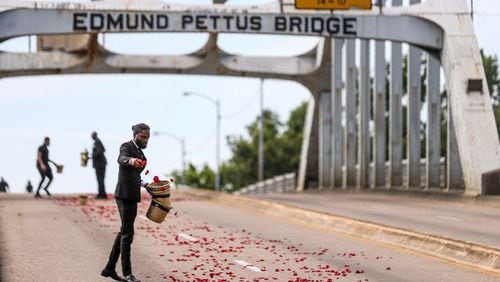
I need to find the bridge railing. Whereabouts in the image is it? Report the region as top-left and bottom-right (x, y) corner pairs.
(234, 157), (449, 196)
(234, 173), (296, 195)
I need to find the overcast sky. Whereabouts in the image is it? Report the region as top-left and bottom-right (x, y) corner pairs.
(1, 0), (499, 194)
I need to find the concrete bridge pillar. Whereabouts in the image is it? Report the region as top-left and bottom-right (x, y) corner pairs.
(344, 39), (357, 188)
(358, 39), (371, 189)
(331, 39), (344, 188)
(319, 91), (332, 190)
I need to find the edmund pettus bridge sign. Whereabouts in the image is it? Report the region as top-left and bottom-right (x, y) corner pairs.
(0, 0), (498, 196)
(70, 11), (358, 36)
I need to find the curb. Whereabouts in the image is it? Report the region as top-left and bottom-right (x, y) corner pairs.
(183, 188), (500, 276)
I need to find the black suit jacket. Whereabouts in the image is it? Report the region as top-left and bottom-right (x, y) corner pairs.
(114, 140), (146, 202)
(92, 137), (107, 169)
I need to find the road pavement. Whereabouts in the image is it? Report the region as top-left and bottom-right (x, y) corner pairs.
(0, 191), (498, 281)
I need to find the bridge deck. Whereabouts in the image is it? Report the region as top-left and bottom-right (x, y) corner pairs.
(0, 190), (498, 280)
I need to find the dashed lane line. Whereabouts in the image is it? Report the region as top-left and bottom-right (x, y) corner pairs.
(178, 233), (199, 242)
(234, 260), (262, 272)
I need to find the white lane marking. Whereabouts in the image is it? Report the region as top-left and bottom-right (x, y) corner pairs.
(437, 215), (462, 222)
(246, 266), (262, 272)
(139, 215), (149, 220)
(234, 260), (249, 266)
(234, 260), (262, 272)
(178, 233), (199, 242)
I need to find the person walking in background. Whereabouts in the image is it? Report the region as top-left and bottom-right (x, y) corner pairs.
(101, 123), (150, 282)
(0, 177), (9, 193)
(26, 180), (33, 193)
(35, 137), (57, 198)
(92, 132), (108, 199)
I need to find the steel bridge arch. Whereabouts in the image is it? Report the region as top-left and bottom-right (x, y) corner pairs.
(0, 0), (497, 195)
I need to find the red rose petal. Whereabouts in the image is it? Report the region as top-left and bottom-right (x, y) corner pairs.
(355, 270), (364, 274)
(153, 176), (160, 183)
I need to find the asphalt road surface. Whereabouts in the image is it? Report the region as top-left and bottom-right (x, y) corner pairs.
(0, 191), (498, 282)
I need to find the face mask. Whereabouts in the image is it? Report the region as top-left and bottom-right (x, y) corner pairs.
(134, 135), (148, 149)
(137, 140), (147, 149)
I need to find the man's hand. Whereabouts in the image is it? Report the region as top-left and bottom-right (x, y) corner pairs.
(130, 158), (145, 169)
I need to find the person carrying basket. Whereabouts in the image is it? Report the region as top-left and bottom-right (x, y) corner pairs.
(101, 123), (151, 282)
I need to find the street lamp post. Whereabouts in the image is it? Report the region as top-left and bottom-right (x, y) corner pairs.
(183, 91), (221, 192)
(153, 131), (186, 186)
(258, 78), (264, 181)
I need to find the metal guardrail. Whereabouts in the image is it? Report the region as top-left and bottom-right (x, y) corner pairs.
(235, 157), (454, 196)
(234, 172), (296, 195)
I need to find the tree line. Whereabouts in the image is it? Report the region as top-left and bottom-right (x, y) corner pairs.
(171, 102), (307, 192)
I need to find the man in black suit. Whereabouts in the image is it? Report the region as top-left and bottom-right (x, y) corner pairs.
(101, 123), (150, 282)
(92, 132), (108, 199)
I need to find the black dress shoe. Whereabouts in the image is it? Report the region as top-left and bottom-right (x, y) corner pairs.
(122, 274), (141, 282)
(101, 268), (122, 281)
(34, 193), (42, 198)
(44, 188), (52, 196)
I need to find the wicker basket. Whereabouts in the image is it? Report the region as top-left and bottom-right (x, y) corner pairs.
(146, 199), (171, 223)
(78, 194), (88, 205)
(56, 164), (64, 173)
(147, 181), (170, 193)
(145, 180), (173, 224)
(80, 150), (89, 167)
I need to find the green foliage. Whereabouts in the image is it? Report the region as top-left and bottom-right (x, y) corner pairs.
(481, 49), (500, 104)
(172, 162), (215, 190)
(282, 102), (308, 170)
(173, 102), (308, 191)
(222, 103), (307, 190)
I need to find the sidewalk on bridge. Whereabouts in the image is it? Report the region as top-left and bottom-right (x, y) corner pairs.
(249, 189), (500, 249)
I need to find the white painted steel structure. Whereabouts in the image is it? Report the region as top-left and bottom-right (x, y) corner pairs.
(0, 0), (498, 195)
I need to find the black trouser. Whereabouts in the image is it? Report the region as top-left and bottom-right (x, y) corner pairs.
(95, 166), (106, 197)
(106, 198), (137, 276)
(36, 166), (53, 195)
